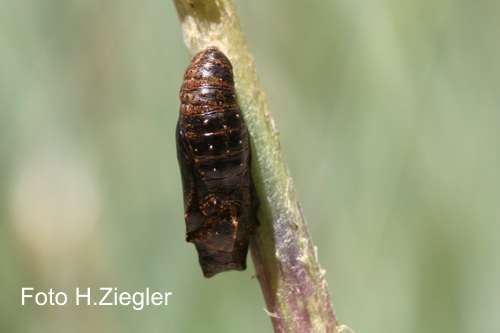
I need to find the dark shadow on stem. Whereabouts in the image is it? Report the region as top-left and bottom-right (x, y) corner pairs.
(174, 0), (222, 24)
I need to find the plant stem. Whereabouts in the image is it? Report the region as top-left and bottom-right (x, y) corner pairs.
(173, 1), (339, 332)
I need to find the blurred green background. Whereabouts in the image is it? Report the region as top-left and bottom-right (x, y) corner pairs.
(1, 1), (499, 332)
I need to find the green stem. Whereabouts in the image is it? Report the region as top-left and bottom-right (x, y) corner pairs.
(173, 1), (339, 332)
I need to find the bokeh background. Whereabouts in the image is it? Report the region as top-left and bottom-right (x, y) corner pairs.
(1, 1), (499, 332)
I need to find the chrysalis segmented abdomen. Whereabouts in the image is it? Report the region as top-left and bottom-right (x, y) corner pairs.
(176, 47), (257, 278)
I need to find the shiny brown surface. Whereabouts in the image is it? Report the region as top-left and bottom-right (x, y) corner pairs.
(176, 47), (257, 278)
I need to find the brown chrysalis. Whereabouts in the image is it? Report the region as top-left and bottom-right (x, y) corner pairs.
(176, 47), (258, 278)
